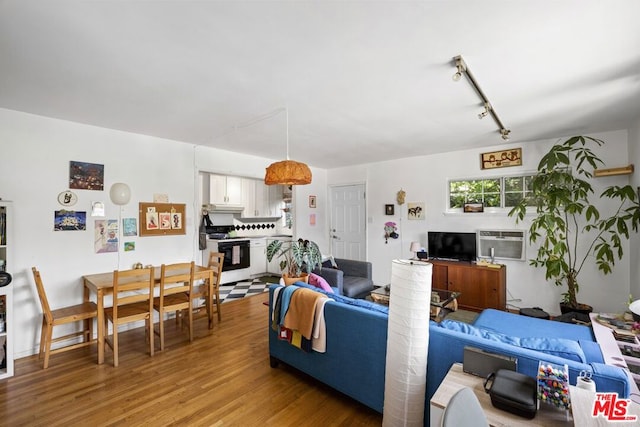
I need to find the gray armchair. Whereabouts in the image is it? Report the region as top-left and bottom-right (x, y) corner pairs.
(313, 258), (374, 299)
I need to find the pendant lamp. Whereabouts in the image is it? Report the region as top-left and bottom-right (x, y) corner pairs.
(109, 182), (131, 205)
(264, 108), (312, 185)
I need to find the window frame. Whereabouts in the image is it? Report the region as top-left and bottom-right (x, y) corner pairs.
(447, 172), (536, 213)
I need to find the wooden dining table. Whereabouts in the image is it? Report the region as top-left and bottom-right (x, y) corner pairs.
(83, 265), (215, 365)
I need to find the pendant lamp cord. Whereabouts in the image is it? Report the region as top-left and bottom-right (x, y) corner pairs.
(285, 107), (290, 160)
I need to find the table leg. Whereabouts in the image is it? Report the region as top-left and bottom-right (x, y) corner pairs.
(207, 271), (214, 329)
(96, 290), (105, 364)
(83, 286), (92, 343)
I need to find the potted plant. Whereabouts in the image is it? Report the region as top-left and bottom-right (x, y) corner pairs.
(266, 238), (322, 285)
(509, 136), (640, 313)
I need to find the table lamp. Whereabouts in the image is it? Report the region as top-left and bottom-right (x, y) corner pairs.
(410, 241), (421, 259)
(629, 299), (640, 322)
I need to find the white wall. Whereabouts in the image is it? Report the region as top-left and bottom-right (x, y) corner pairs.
(291, 170), (329, 253)
(628, 118), (640, 300)
(2, 105), (637, 358)
(328, 129), (636, 315)
(0, 108), (326, 358)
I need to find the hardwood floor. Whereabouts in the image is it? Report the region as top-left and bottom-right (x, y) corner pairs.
(0, 293), (382, 426)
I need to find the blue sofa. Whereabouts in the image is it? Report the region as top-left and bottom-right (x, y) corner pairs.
(268, 284), (633, 423)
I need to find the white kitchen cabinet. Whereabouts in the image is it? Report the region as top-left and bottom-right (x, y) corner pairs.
(246, 180), (285, 218)
(210, 174), (243, 205)
(254, 180), (269, 217)
(249, 238), (267, 277)
(267, 237), (291, 275)
(258, 184), (284, 217)
(242, 178), (257, 217)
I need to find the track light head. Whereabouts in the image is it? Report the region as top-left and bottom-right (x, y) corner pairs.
(501, 129), (511, 141)
(452, 56), (465, 81)
(478, 103), (491, 119)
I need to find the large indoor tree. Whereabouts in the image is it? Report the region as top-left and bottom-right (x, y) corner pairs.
(509, 136), (640, 310)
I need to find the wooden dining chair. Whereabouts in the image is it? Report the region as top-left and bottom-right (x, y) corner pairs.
(153, 261), (195, 350)
(104, 267), (155, 367)
(208, 252), (224, 322)
(189, 252), (224, 329)
(31, 267), (98, 369)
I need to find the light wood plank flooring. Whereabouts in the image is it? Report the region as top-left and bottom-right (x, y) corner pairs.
(0, 293), (382, 426)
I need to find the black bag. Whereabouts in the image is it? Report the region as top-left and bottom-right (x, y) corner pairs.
(198, 212), (212, 251)
(484, 369), (538, 419)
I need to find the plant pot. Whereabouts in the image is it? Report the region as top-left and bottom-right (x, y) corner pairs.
(282, 273), (309, 286)
(559, 302), (593, 315)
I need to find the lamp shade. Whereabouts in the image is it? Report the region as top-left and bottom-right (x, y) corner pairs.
(264, 160), (312, 185)
(109, 182), (131, 206)
(410, 241), (421, 253)
(629, 300), (640, 322)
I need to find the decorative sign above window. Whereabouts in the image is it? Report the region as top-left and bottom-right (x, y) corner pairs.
(481, 148), (522, 170)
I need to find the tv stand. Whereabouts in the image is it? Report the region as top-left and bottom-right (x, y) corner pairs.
(429, 259), (506, 312)
(431, 257), (461, 262)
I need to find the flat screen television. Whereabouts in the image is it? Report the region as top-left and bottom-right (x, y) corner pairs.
(427, 231), (477, 262)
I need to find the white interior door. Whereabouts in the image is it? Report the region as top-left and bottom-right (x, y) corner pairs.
(330, 184), (366, 260)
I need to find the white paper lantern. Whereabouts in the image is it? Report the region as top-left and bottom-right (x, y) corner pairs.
(383, 259), (432, 427)
(109, 182), (131, 206)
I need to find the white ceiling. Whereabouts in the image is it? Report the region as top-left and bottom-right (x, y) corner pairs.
(1, 1), (639, 169)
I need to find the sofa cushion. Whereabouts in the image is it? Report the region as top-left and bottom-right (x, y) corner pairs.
(308, 273), (334, 293)
(519, 337), (586, 363)
(321, 254), (338, 268)
(439, 320), (519, 346)
(438, 320), (586, 363)
(473, 308), (595, 341)
(321, 260), (338, 269)
(342, 276), (374, 298)
(291, 282), (389, 314)
(577, 340), (604, 363)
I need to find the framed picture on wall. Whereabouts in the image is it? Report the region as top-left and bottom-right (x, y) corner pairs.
(385, 204), (394, 215)
(69, 161), (104, 190)
(480, 148), (522, 169)
(407, 202), (425, 220)
(463, 203), (484, 213)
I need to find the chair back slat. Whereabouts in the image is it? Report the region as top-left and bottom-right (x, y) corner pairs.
(207, 252), (224, 287)
(160, 262), (195, 299)
(112, 268), (154, 312)
(31, 267), (53, 324)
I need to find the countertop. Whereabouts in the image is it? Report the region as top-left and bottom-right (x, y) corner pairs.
(207, 234), (292, 241)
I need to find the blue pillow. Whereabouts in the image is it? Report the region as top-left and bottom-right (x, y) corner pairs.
(520, 337), (586, 363)
(438, 320), (586, 363)
(439, 320), (519, 346)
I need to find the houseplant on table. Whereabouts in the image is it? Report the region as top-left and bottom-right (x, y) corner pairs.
(266, 238), (322, 285)
(509, 136), (640, 313)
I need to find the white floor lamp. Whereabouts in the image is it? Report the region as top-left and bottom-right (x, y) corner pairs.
(383, 259), (432, 426)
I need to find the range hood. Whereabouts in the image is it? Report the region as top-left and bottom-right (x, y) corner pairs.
(208, 204), (245, 213)
(235, 216), (282, 223)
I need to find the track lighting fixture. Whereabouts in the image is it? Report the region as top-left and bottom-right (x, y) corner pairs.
(452, 55), (511, 141)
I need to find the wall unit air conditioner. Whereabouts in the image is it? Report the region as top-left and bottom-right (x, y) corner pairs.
(477, 229), (526, 261)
